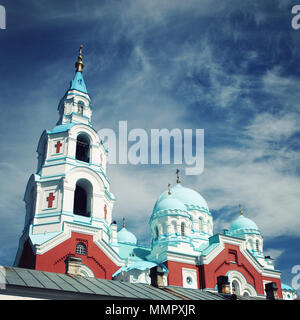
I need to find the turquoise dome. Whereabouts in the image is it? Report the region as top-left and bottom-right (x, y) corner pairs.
(155, 183), (209, 211)
(153, 196), (187, 214)
(229, 215), (260, 235)
(281, 283), (296, 292)
(117, 227), (137, 245)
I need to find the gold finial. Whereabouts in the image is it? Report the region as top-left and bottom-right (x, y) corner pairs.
(168, 183), (171, 195)
(122, 217), (126, 228)
(75, 45), (84, 72)
(238, 204), (243, 215)
(176, 169), (181, 184)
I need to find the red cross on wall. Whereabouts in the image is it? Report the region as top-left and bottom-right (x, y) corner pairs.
(104, 205), (107, 220)
(55, 141), (63, 153)
(46, 192), (56, 208)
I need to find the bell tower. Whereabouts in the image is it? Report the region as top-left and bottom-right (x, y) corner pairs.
(14, 47), (122, 278)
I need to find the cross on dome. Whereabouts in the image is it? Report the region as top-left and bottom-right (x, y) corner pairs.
(168, 183), (171, 195)
(176, 169), (181, 184)
(75, 45), (84, 72)
(238, 204), (243, 215)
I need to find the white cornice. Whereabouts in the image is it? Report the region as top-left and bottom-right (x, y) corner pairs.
(201, 234), (281, 278)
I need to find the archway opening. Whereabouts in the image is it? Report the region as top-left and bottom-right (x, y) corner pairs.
(232, 280), (240, 295)
(76, 134), (90, 163)
(77, 101), (84, 115)
(73, 179), (92, 217)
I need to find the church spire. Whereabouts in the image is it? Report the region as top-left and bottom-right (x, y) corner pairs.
(57, 45), (91, 125)
(69, 45), (88, 94)
(75, 45), (84, 72)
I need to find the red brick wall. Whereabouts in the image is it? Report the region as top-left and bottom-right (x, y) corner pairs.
(200, 243), (282, 298)
(18, 232), (120, 279)
(164, 260), (200, 288)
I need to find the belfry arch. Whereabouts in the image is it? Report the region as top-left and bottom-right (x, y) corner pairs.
(76, 133), (90, 163)
(73, 179), (93, 217)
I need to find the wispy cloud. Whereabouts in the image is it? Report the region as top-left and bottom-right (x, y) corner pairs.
(0, 0), (299, 276)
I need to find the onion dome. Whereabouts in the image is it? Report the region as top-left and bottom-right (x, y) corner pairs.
(151, 195), (190, 222)
(117, 218), (137, 245)
(154, 183), (209, 212)
(229, 214), (261, 236)
(117, 227), (137, 245)
(154, 197), (187, 213)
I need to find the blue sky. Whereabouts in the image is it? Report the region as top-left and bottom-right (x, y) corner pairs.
(0, 0), (300, 289)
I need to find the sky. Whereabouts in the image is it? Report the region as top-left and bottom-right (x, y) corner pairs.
(0, 0), (300, 289)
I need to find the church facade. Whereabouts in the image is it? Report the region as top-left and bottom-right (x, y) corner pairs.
(14, 48), (284, 299)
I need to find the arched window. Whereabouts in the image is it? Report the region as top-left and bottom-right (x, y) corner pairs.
(256, 240), (260, 252)
(199, 218), (203, 232)
(73, 179), (92, 217)
(232, 280), (240, 295)
(155, 226), (159, 240)
(248, 238), (254, 251)
(172, 221), (178, 234)
(181, 222), (185, 236)
(77, 101), (84, 115)
(76, 134), (90, 163)
(76, 242), (87, 255)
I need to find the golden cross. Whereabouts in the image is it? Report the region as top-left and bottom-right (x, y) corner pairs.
(122, 217), (126, 228)
(238, 204), (243, 215)
(168, 183), (171, 195)
(79, 45), (83, 56)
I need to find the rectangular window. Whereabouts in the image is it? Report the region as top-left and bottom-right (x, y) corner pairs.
(228, 249), (238, 263)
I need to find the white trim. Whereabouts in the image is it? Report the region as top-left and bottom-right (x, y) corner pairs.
(227, 270), (257, 297)
(80, 264), (94, 277)
(182, 268), (198, 289)
(201, 234), (281, 279)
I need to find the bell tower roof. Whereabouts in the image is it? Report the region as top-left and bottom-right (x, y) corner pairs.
(70, 45), (88, 94)
(57, 46), (92, 126)
(70, 71), (88, 94)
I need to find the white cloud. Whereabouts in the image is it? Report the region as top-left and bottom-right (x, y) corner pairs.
(245, 112), (299, 142)
(264, 248), (284, 260)
(1, 0), (300, 265)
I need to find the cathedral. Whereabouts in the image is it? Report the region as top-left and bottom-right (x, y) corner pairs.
(14, 47), (286, 299)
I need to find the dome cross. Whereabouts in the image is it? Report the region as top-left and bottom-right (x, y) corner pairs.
(168, 183), (171, 195)
(176, 169), (181, 184)
(238, 204), (243, 215)
(75, 45), (84, 72)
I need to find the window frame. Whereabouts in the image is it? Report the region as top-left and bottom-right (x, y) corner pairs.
(76, 242), (87, 256)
